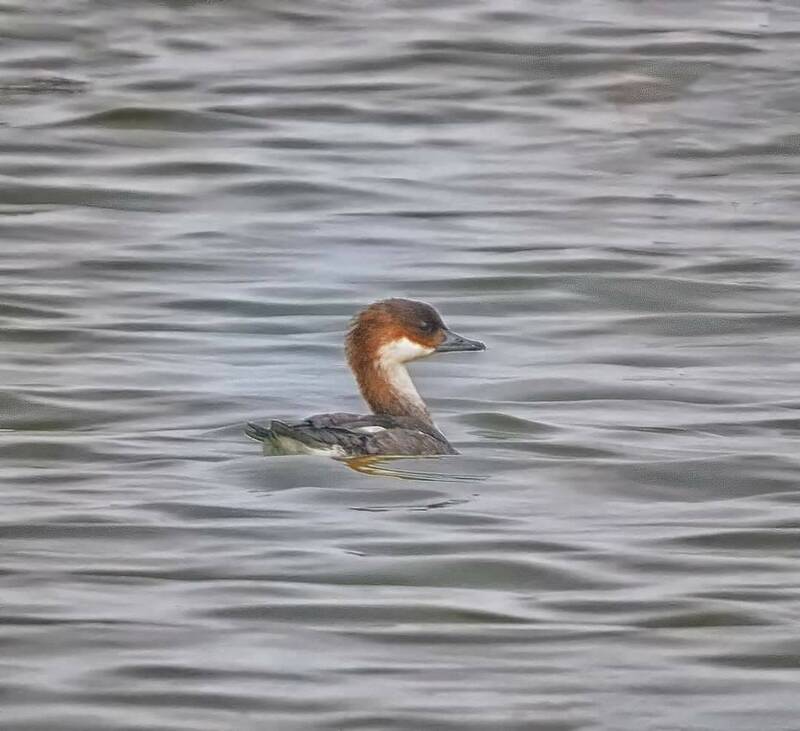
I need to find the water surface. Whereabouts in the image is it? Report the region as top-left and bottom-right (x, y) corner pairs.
(2, 1), (800, 729)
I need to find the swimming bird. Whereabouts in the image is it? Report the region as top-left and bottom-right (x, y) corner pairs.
(246, 298), (485, 457)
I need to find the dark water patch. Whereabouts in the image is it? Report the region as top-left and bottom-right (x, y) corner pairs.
(0, 522), (180, 541)
(336, 624), (628, 647)
(481, 256), (654, 274)
(700, 642), (800, 670)
(555, 275), (767, 312)
(341, 537), (582, 557)
(474, 440), (617, 460)
(577, 194), (703, 207)
(220, 179), (393, 206)
(113, 662), (307, 682)
(0, 721), (197, 731)
(695, 587), (800, 604)
(210, 80), (421, 96)
(636, 609), (768, 629)
(293, 556), (620, 592)
(78, 689), (327, 713)
(137, 501), (284, 521)
(542, 597), (676, 618)
(163, 37), (219, 53)
(665, 134), (800, 159)
(618, 312), (800, 336)
(629, 40), (761, 56)
(390, 273), (770, 312)
(163, 297), (355, 318)
(704, 217), (800, 232)
(477, 10), (548, 25)
(581, 352), (704, 367)
(602, 78), (689, 106)
(0, 183), (183, 211)
(481, 378), (733, 405)
(118, 78), (201, 94)
(323, 716), (584, 731)
(215, 100), (499, 126)
(205, 601), (530, 626)
(253, 135), (402, 151)
(343, 208), (558, 220)
(683, 416), (800, 438)
(412, 39), (614, 58)
(0, 76), (87, 96)
(211, 101), (364, 122)
(391, 507), (513, 528)
(116, 159), (267, 178)
(0, 401), (111, 432)
(456, 412), (561, 435)
(0, 389), (184, 431)
(392, 274), (553, 292)
(612, 454), (800, 500)
(77, 256), (222, 274)
(0, 140), (98, 157)
(0, 300), (68, 320)
(51, 106), (265, 132)
(0, 23), (83, 42)
(670, 257), (794, 276)
(660, 527), (800, 552)
(2, 54), (85, 72)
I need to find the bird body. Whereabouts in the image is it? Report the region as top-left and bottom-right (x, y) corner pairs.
(246, 299), (485, 457)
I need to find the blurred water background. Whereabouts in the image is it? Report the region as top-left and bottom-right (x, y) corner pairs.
(2, 1), (799, 729)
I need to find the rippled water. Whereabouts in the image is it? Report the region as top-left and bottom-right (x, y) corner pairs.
(2, 1), (800, 729)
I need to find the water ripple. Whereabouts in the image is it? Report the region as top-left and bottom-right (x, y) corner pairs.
(2, 1), (799, 729)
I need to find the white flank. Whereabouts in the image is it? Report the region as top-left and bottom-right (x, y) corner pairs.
(265, 435), (346, 458)
(355, 425), (387, 434)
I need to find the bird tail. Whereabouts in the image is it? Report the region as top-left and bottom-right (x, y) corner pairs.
(245, 421), (276, 442)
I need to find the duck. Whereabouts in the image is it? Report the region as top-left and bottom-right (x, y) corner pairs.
(246, 298), (485, 457)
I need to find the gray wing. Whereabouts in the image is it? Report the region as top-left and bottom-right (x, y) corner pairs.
(305, 413), (456, 456)
(359, 427), (457, 456)
(304, 413), (439, 435)
(248, 413), (456, 456)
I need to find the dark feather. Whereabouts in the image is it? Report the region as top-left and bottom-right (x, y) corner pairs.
(245, 413), (457, 456)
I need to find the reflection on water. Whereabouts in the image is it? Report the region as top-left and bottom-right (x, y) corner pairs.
(2, 1), (800, 729)
(345, 455), (486, 484)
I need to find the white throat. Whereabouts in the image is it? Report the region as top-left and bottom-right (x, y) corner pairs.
(377, 337), (434, 416)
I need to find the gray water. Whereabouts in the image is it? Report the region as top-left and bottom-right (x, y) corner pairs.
(2, 1), (800, 729)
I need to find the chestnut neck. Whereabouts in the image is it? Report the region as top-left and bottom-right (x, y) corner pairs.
(347, 345), (431, 424)
(363, 361), (430, 421)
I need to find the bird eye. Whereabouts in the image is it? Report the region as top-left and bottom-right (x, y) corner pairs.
(419, 321), (432, 332)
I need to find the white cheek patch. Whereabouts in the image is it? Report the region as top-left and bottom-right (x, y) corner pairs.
(379, 337), (434, 364)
